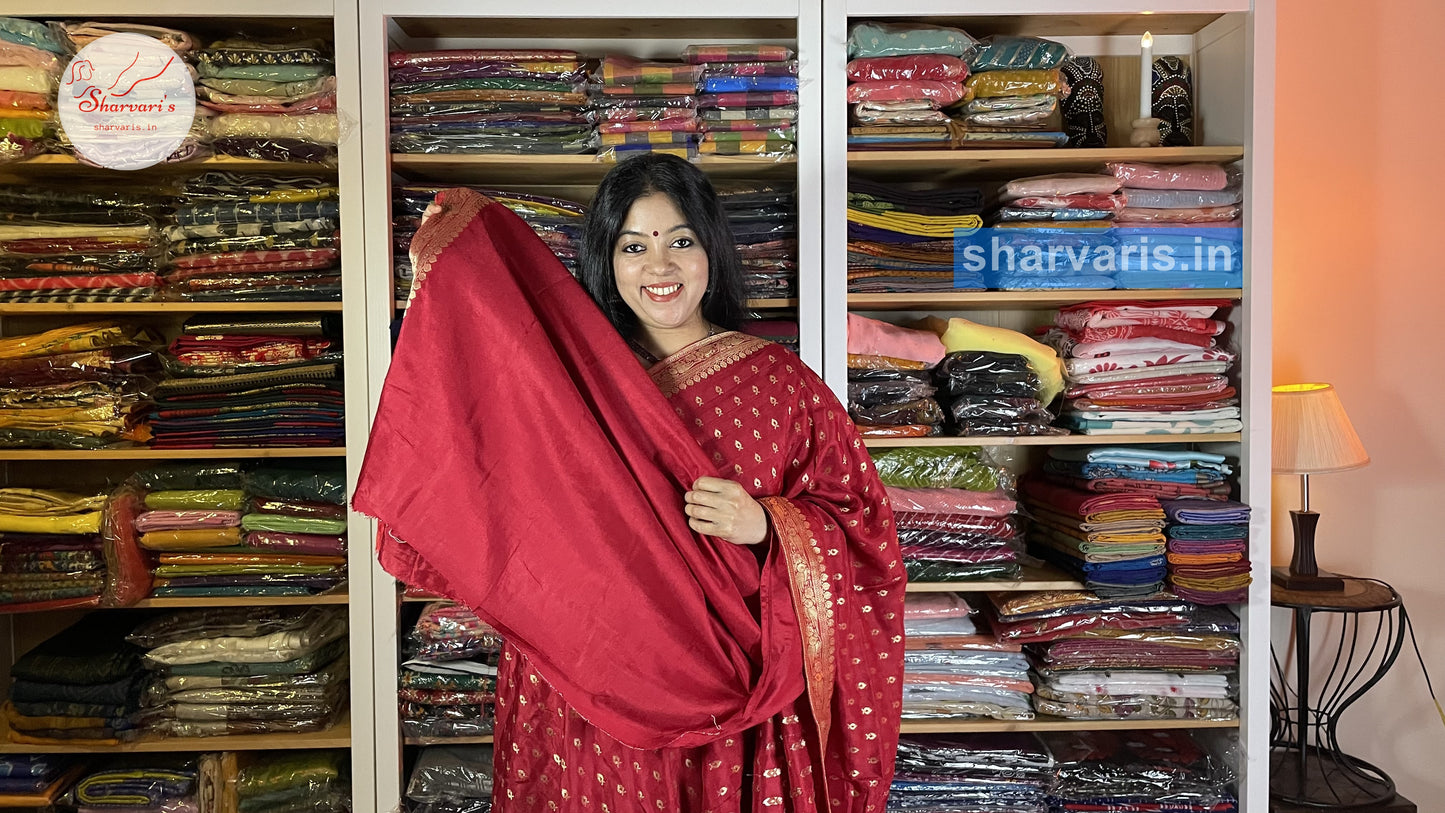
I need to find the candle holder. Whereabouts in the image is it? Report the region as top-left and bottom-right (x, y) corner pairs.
(1129, 117), (1163, 147)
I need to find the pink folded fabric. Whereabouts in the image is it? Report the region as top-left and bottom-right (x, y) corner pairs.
(1106, 162), (1229, 191)
(1068, 323), (1222, 346)
(846, 55), (969, 82)
(847, 314), (946, 365)
(1020, 477), (1163, 519)
(886, 487), (1016, 517)
(904, 592), (973, 620)
(134, 510), (243, 533)
(1114, 205), (1242, 224)
(244, 531), (347, 556)
(845, 80), (965, 105)
(1009, 194), (1124, 212)
(1001, 174), (1121, 201)
(1055, 302), (1225, 332)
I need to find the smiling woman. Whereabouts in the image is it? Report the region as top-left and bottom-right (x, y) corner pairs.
(357, 153), (905, 813)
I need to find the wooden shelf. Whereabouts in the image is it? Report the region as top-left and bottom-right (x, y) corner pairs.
(404, 734), (494, 746)
(865, 433), (1241, 448)
(0, 716), (351, 754)
(1, 155), (336, 177)
(906, 564), (1083, 593)
(849, 289), (1241, 312)
(132, 588), (349, 608)
(0, 302), (343, 316)
(845, 4), (1243, 35)
(396, 297), (796, 311)
(897, 716), (1239, 734)
(847, 146), (1245, 180)
(391, 154), (797, 184)
(0, 448), (347, 461)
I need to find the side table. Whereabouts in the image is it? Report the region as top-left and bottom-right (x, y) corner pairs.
(1270, 577), (1405, 808)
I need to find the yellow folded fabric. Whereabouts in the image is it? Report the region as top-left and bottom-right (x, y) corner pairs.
(139, 527), (244, 551)
(0, 488), (106, 515)
(846, 208), (982, 237)
(0, 322), (137, 360)
(965, 69), (1062, 99)
(0, 513), (102, 534)
(3, 702), (108, 732)
(914, 316), (1065, 405)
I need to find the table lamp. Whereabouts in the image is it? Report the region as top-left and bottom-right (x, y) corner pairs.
(1272, 383), (1370, 591)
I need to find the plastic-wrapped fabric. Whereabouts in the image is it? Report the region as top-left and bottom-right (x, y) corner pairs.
(846, 55), (968, 83)
(1001, 173), (1121, 201)
(1107, 162), (1230, 191)
(1115, 205), (1241, 224)
(850, 398), (944, 427)
(74, 767), (195, 807)
(897, 528), (1017, 552)
(846, 79), (965, 105)
(409, 602), (505, 661)
(868, 446), (1003, 491)
(990, 608), (1190, 644)
(856, 425), (939, 439)
(140, 527), (244, 551)
(1042, 729), (1238, 809)
(235, 750), (347, 813)
(248, 467), (346, 505)
(146, 637), (345, 677)
(158, 655), (347, 694)
(407, 746), (495, 803)
(244, 531), (346, 556)
(847, 23), (977, 59)
(1123, 186), (1242, 209)
(946, 396), (1053, 425)
(967, 36), (1070, 72)
(1035, 692), (1237, 721)
(846, 378), (935, 408)
(933, 351), (1039, 399)
(915, 317), (1065, 406)
(144, 490), (246, 512)
(900, 682), (1033, 721)
(895, 512), (1017, 537)
(965, 70), (1061, 99)
(128, 606), (337, 649)
(885, 487), (1015, 517)
(904, 559), (1021, 582)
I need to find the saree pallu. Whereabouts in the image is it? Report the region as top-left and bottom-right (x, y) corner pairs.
(354, 188), (905, 811)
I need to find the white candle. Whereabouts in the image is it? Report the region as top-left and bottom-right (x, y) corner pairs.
(1140, 31), (1154, 119)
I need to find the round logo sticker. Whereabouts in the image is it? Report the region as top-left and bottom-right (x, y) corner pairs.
(57, 33), (196, 171)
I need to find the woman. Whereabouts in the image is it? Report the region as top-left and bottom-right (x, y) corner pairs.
(356, 154), (904, 812)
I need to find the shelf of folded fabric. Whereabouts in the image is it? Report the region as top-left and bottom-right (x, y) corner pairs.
(0, 448), (348, 461)
(0, 155), (337, 178)
(403, 734), (494, 746)
(389, 154), (798, 185)
(847, 289), (1241, 311)
(0, 302), (345, 315)
(846, 147), (1245, 180)
(864, 433), (1242, 449)
(395, 297), (799, 311)
(131, 587), (348, 608)
(895, 716), (1239, 735)
(905, 563), (1083, 593)
(0, 714), (352, 754)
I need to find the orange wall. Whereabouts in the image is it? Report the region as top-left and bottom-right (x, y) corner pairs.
(1274, 0), (1445, 802)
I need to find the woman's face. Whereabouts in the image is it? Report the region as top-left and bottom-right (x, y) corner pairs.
(612, 193), (711, 336)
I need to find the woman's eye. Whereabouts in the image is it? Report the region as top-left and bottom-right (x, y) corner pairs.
(673, 237), (694, 249)
(619, 243), (644, 254)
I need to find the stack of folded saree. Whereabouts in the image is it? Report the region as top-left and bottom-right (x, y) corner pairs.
(197, 38), (339, 164)
(847, 177), (985, 292)
(393, 185), (586, 298)
(846, 315), (945, 437)
(0, 215), (165, 303)
(400, 601), (501, 740)
(891, 733), (1054, 812)
(845, 22), (973, 150)
(390, 49), (592, 156)
(0, 322), (158, 449)
(990, 590), (1240, 721)
(1021, 476), (1167, 598)
(1111, 162), (1244, 289)
(902, 594), (1033, 721)
(877, 446), (1022, 581)
(129, 606), (348, 737)
(0, 184), (174, 304)
(1164, 499), (1252, 604)
(593, 54), (701, 161)
(68, 761), (198, 811)
(147, 316), (344, 448)
(135, 464), (347, 597)
(0, 16), (64, 162)
(5, 613), (145, 746)
(166, 173), (341, 301)
(1042, 300), (1242, 435)
(688, 44), (797, 157)
(1042, 729), (1239, 812)
(232, 750), (349, 812)
(717, 182), (797, 299)
(978, 173), (1121, 290)
(0, 487), (108, 611)
(0, 754), (83, 807)
(954, 36), (1070, 148)
(406, 745), (494, 813)
(739, 313), (799, 356)
(933, 350), (1058, 436)
(1044, 444), (1233, 499)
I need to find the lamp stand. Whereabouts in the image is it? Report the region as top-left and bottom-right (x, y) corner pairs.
(1273, 474), (1345, 592)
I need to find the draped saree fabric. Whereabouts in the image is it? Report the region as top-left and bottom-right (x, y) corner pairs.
(354, 188), (905, 811)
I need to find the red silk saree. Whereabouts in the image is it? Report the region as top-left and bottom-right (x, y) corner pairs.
(354, 188), (905, 811)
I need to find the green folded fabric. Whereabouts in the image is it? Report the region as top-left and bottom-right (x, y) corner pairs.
(869, 446), (1001, 491)
(198, 63), (329, 82)
(240, 514), (347, 535)
(145, 489), (246, 511)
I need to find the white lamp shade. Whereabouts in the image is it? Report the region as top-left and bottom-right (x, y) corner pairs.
(1272, 383), (1370, 474)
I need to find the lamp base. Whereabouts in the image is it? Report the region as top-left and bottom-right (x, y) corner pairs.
(1272, 566), (1345, 592)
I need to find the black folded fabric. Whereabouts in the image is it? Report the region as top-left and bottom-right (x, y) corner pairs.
(847, 177), (985, 215)
(9, 615), (143, 686)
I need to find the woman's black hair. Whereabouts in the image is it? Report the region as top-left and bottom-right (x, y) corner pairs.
(578, 153), (746, 336)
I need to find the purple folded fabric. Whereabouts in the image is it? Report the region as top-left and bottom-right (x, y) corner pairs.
(1172, 586), (1249, 604)
(243, 531), (347, 556)
(0, 534), (102, 552)
(1168, 540), (1246, 555)
(134, 510), (243, 533)
(1162, 499), (1251, 524)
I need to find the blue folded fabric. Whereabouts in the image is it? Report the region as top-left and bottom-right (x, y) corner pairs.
(987, 274), (1117, 290)
(1163, 499), (1251, 524)
(1113, 270), (1243, 288)
(1169, 524), (1248, 541)
(703, 77), (799, 92)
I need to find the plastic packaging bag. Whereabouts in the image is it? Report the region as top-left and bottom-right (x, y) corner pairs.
(886, 487), (1016, 516)
(407, 746), (495, 803)
(933, 351), (1039, 399)
(850, 398), (944, 427)
(868, 446), (1005, 491)
(847, 378), (936, 408)
(965, 69), (1062, 99)
(946, 396), (1053, 424)
(847, 23), (978, 59)
(846, 55), (968, 82)
(845, 80), (965, 105)
(128, 605), (340, 649)
(1106, 161), (1230, 191)
(408, 602), (504, 661)
(100, 485), (151, 608)
(967, 36), (1070, 72)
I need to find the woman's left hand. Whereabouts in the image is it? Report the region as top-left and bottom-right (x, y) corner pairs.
(685, 477), (769, 546)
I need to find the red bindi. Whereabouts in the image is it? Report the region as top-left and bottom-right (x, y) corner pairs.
(652, 231), (659, 236)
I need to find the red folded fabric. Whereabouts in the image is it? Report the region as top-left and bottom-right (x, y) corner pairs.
(846, 55), (969, 82)
(1020, 477), (1163, 519)
(1067, 324), (1221, 346)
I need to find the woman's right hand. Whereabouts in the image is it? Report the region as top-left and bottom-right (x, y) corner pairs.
(421, 201), (443, 226)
